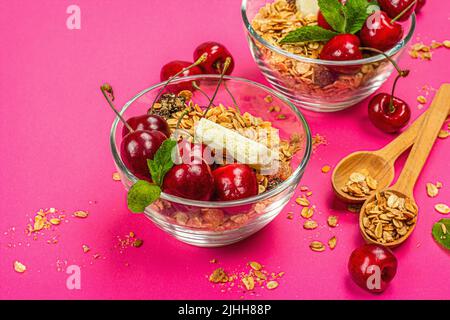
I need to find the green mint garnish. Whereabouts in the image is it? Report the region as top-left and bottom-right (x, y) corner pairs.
(127, 138), (177, 213)
(280, 0), (372, 44)
(279, 26), (338, 44)
(318, 0), (347, 33)
(343, 0), (373, 34)
(127, 180), (161, 213)
(147, 139), (177, 187)
(432, 219), (450, 250)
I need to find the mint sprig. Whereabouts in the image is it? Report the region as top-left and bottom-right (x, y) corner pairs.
(280, 0), (372, 44)
(127, 139), (177, 213)
(147, 139), (177, 187)
(432, 219), (450, 250)
(279, 26), (338, 44)
(127, 180), (161, 213)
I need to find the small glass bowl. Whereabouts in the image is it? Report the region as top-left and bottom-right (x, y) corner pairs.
(241, 0), (416, 112)
(110, 75), (311, 247)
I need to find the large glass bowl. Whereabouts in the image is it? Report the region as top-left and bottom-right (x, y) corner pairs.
(242, 0), (416, 112)
(111, 75), (311, 247)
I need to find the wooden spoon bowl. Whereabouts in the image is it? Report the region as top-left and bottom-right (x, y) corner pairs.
(332, 152), (394, 204)
(359, 189), (417, 248)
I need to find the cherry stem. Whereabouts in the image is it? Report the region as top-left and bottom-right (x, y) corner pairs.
(391, 0), (417, 23)
(192, 81), (215, 107)
(389, 73), (403, 113)
(215, 63), (241, 114)
(202, 57), (232, 118)
(100, 84), (134, 133)
(149, 53), (208, 110)
(359, 47), (406, 76)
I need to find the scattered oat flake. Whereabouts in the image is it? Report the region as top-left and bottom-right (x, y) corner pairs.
(328, 236), (337, 250)
(295, 196), (310, 207)
(321, 165), (331, 173)
(266, 281), (279, 290)
(264, 95), (273, 103)
(301, 207), (314, 219)
(242, 276), (255, 291)
(82, 244), (90, 253)
(249, 261), (262, 271)
(14, 261), (26, 273)
(303, 220), (318, 230)
(444, 40), (450, 48)
(209, 268), (229, 283)
(73, 210), (88, 218)
(112, 172), (121, 181)
(310, 241), (326, 252)
(417, 95), (427, 104)
(426, 183), (439, 197)
(327, 215), (338, 227)
(435, 204), (450, 215)
(49, 218), (61, 225)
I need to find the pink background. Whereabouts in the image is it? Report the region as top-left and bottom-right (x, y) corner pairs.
(0, 0), (449, 300)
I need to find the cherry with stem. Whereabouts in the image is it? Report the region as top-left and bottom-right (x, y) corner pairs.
(150, 53), (208, 110)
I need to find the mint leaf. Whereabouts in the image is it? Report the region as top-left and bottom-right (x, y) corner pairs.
(432, 219), (450, 250)
(147, 139), (177, 186)
(343, 0), (372, 34)
(127, 180), (161, 213)
(280, 26), (338, 44)
(318, 0), (347, 33)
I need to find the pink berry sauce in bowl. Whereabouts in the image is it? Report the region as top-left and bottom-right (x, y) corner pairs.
(110, 75), (311, 247)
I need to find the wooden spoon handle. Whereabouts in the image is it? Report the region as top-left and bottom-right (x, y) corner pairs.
(394, 84), (450, 195)
(376, 107), (450, 163)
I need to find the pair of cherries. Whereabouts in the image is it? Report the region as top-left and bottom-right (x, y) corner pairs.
(318, 0), (419, 65)
(160, 42), (235, 92)
(163, 143), (258, 202)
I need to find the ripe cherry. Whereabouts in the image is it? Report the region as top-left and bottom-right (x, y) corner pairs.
(317, 11), (333, 31)
(415, 0), (426, 13)
(162, 163), (214, 201)
(378, 0), (416, 21)
(368, 93), (411, 133)
(101, 84), (167, 180)
(348, 244), (398, 293)
(319, 34), (363, 74)
(360, 11), (404, 52)
(160, 60), (203, 92)
(121, 130), (167, 180)
(212, 164), (258, 201)
(122, 114), (171, 138)
(193, 42), (235, 75)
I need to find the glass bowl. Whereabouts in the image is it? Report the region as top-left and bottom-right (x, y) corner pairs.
(110, 75), (311, 247)
(241, 0), (416, 112)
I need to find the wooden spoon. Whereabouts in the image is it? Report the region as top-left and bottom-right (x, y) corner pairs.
(332, 99), (450, 204)
(359, 84), (450, 247)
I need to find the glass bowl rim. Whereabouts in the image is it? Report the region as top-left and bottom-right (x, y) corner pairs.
(110, 74), (312, 208)
(241, 0), (416, 66)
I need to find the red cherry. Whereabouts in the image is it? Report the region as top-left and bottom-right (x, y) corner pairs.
(120, 130), (167, 180)
(122, 114), (170, 138)
(212, 164), (258, 201)
(162, 163), (214, 201)
(415, 0), (426, 12)
(193, 42), (235, 75)
(378, 0), (416, 21)
(319, 34), (363, 74)
(160, 60), (203, 92)
(317, 11), (333, 30)
(348, 244), (398, 293)
(176, 140), (215, 165)
(360, 11), (404, 52)
(368, 93), (411, 133)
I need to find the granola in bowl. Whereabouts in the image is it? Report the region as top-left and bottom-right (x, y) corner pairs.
(243, 0), (415, 112)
